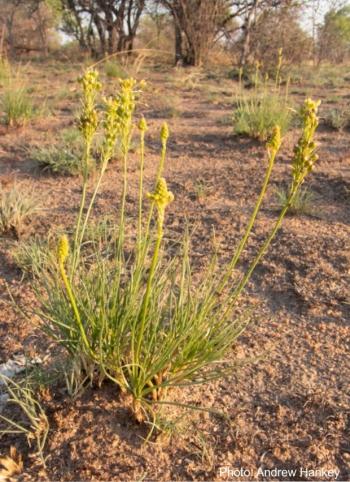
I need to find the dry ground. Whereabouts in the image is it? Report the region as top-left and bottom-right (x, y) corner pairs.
(0, 59), (349, 481)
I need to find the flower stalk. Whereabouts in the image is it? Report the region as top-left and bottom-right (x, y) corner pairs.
(217, 125), (282, 294)
(137, 117), (147, 254)
(57, 235), (91, 355)
(135, 178), (174, 361)
(72, 69), (100, 275)
(222, 98), (320, 315)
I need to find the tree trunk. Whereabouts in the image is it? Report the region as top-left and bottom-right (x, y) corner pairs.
(174, 17), (183, 65)
(106, 12), (118, 55)
(107, 25), (118, 54)
(94, 14), (106, 56)
(239, 0), (260, 68)
(66, 0), (88, 51)
(167, 0), (220, 67)
(183, 39), (199, 66)
(6, 7), (16, 58)
(35, 7), (49, 56)
(125, 0), (144, 54)
(87, 20), (98, 57)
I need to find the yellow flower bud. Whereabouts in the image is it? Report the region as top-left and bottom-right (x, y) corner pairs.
(304, 98), (320, 113)
(58, 235), (69, 264)
(138, 117), (148, 132)
(147, 177), (174, 210)
(78, 69), (102, 94)
(266, 125), (281, 154)
(160, 122), (169, 142)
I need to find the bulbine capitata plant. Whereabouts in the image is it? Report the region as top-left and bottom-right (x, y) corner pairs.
(233, 49), (293, 141)
(31, 69), (320, 424)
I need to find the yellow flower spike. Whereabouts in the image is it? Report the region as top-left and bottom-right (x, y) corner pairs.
(156, 123), (170, 180)
(103, 96), (120, 155)
(291, 98), (320, 190)
(160, 122), (169, 142)
(57, 233), (92, 356)
(78, 69), (101, 144)
(147, 178), (174, 211)
(304, 97), (321, 112)
(266, 125), (281, 154)
(138, 117), (148, 132)
(79, 109), (98, 138)
(78, 69), (102, 94)
(58, 235), (69, 264)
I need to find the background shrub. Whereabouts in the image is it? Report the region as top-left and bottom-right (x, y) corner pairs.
(233, 94), (293, 141)
(325, 108), (349, 131)
(276, 186), (317, 216)
(0, 185), (39, 236)
(105, 61), (126, 79)
(31, 128), (87, 175)
(12, 237), (54, 277)
(1, 87), (34, 127)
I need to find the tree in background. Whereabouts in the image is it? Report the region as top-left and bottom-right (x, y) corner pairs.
(158, 1), (293, 67)
(61, 0), (146, 57)
(235, 0), (311, 68)
(0, 0), (60, 56)
(2, 0), (350, 67)
(137, 2), (173, 52)
(318, 5), (350, 62)
(246, 2), (313, 69)
(159, 0), (228, 66)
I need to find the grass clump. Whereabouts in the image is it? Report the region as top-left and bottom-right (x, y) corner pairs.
(193, 178), (210, 201)
(27, 69), (320, 426)
(325, 108), (349, 131)
(0, 56), (11, 84)
(31, 129), (85, 176)
(0, 61), (41, 127)
(233, 52), (293, 141)
(1, 87), (34, 127)
(0, 375), (49, 465)
(233, 94), (293, 141)
(105, 61), (126, 79)
(33, 146), (80, 175)
(276, 186), (317, 216)
(288, 64), (349, 89)
(0, 64), (36, 127)
(12, 237), (55, 277)
(157, 92), (182, 119)
(0, 185), (39, 236)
